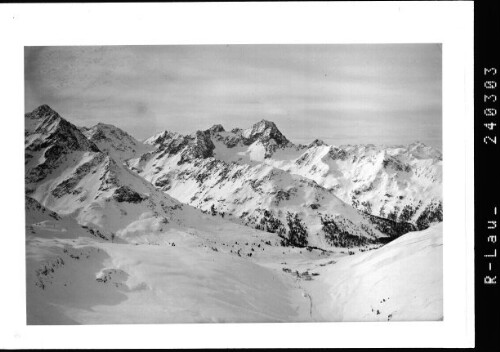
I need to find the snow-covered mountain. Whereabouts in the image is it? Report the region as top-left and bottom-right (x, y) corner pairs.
(309, 222), (443, 321)
(25, 105), (216, 243)
(24, 105), (443, 324)
(182, 121), (443, 230)
(265, 142), (442, 230)
(128, 122), (417, 249)
(81, 123), (152, 163)
(128, 121), (413, 248)
(25, 106), (437, 249)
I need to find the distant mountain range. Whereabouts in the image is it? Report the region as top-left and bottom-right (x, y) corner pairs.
(25, 105), (441, 249)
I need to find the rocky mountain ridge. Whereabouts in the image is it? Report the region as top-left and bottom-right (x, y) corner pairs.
(25, 105), (441, 249)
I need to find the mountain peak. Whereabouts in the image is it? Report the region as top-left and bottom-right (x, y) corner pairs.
(144, 130), (180, 146)
(252, 119), (277, 131)
(33, 104), (56, 114)
(25, 105), (100, 152)
(86, 122), (133, 138)
(26, 104), (60, 120)
(96, 122), (111, 127)
(242, 119), (289, 146)
(308, 139), (327, 148)
(208, 124), (225, 133)
(81, 122), (149, 162)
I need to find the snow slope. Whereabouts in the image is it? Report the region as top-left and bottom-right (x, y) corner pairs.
(26, 193), (331, 324)
(26, 196), (110, 241)
(305, 223), (443, 321)
(26, 204), (442, 324)
(26, 234), (312, 324)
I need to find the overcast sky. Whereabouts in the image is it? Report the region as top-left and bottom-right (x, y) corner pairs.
(25, 45), (441, 148)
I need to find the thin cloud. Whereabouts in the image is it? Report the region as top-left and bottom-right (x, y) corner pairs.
(25, 44), (442, 149)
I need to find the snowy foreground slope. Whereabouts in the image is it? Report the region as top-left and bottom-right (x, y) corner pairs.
(25, 105), (443, 324)
(26, 197), (318, 323)
(306, 223), (443, 321)
(26, 198), (442, 324)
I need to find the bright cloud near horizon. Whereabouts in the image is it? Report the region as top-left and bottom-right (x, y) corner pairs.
(25, 45), (442, 148)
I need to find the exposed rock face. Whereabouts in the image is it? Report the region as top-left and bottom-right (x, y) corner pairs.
(308, 139), (327, 148)
(25, 105), (99, 154)
(190, 130), (216, 159)
(328, 146), (348, 161)
(143, 130), (181, 147)
(51, 153), (106, 198)
(241, 120), (291, 146)
(153, 130), (216, 164)
(209, 119), (293, 158)
(208, 124), (225, 134)
(25, 195), (61, 221)
(113, 186), (147, 203)
(382, 155), (411, 172)
(25, 104), (59, 121)
(25, 105), (101, 186)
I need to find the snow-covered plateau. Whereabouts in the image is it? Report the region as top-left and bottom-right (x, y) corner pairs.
(25, 105), (443, 324)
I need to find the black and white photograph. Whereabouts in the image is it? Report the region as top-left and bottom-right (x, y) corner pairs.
(0, 1), (477, 349)
(24, 44), (443, 324)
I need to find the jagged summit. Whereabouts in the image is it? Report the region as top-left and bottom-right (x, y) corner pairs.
(141, 129), (215, 164)
(83, 122), (135, 141)
(82, 122), (150, 162)
(25, 105), (99, 154)
(190, 130), (216, 159)
(143, 130), (181, 146)
(25, 106), (101, 186)
(238, 119), (291, 148)
(202, 119), (295, 159)
(95, 122), (116, 128)
(243, 119), (286, 141)
(25, 105), (63, 134)
(25, 104), (59, 120)
(252, 119), (277, 129)
(308, 139), (327, 148)
(208, 124), (225, 134)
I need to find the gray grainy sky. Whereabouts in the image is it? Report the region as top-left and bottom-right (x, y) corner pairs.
(25, 45), (442, 148)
